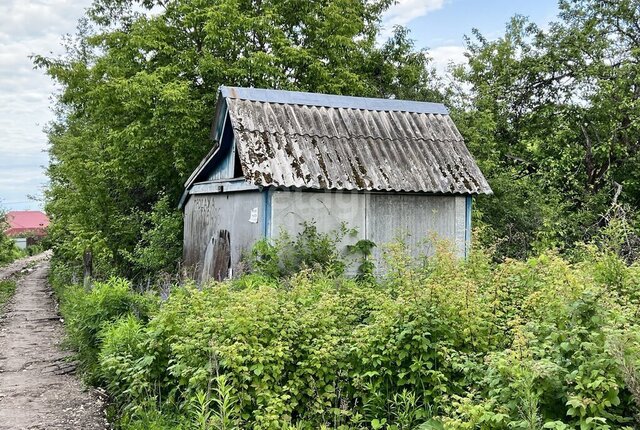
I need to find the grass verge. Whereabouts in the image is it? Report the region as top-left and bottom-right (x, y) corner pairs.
(0, 279), (17, 315)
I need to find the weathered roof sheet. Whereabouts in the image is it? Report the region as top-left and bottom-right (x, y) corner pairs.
(185, 87), (492, 196)
(223, 87), (491, 194)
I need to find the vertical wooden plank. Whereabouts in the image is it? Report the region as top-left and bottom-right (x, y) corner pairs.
(211, 230), (231, 281)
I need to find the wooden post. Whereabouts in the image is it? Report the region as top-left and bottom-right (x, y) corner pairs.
(83, 249), (93, 289)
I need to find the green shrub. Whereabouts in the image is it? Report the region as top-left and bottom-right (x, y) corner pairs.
(99, 315), (149, 411)
(248, 222), (352, 278)
(49, 258), (80, 295)
(123, 194), (184, 279)
(54, 240), (640, 429)
(0, 231), (21, 265)
(58, 277), (158, 381)
(135, 274), (380, 428)
(0, 280), (17, 314)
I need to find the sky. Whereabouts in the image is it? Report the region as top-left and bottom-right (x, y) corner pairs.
(0, 0), (558, 212)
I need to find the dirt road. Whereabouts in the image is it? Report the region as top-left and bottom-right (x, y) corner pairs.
(0, 254), (49, 281)
(0, 255), (109, 429)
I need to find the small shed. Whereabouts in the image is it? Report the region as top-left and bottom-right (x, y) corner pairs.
(181, 87), (491, 281)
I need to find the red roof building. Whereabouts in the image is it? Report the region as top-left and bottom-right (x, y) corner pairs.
(4, 211), (50, 237)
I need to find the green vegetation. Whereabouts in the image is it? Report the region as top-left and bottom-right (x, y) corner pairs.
(53, 277), (159, 380)
(0, 280), (17, 314)
(37, 0), (640, 278)
(450, 0), (640, 260)
(51, 228), (640, 429)
(0, 214), (21, 266)
(0, 234), (21, 266)
(38, 0), (640, 428)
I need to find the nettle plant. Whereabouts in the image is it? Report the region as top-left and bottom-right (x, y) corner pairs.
(248, 222), (356, 279)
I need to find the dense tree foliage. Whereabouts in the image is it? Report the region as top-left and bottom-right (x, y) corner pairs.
(37, 0), (437, 279)
(0, 212), (21, 265)
(452, 0), (640, 259)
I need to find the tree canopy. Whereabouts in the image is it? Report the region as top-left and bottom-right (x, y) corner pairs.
(452, 0), (640, 259)
(37, 0), (438, 278)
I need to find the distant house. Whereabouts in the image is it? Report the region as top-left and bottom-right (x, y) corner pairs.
(4, 211), (50, 249)
(181, 87), (492, 282)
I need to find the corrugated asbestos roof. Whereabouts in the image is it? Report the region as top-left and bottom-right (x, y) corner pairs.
(186, 87), (492, 196)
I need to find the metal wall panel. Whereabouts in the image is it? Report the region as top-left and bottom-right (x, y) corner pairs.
(13, 238), (27, 250)
(270, 190), (366, 238)
(366, 194), (467, 268)
(270, 191), (366, 272)
(183, 192), (264, 281)
(269, 191), (467, 274)
(207, 118), (236, 181)
(207, 146), (235, 181)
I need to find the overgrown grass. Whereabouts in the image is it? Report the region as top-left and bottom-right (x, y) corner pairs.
(0, 280), (17, 314)
(50, 233), (640, 430)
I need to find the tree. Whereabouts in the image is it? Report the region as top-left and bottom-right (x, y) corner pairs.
(36, 0), (439, 279)
(450, 0), (640, 259)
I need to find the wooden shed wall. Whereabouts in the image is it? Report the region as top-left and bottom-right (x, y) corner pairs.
(183, 191), (264, 281)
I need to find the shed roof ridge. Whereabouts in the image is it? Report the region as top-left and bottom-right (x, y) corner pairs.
(233, 127), (464, 144)
(220, 86), (449, 115)
(236, 97), (451, 116)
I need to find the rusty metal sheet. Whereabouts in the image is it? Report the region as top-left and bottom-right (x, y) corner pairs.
(226, 97), (492, 194)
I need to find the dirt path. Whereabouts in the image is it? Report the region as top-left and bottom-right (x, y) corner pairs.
(0, 253), (49, 281)
(0, 255), (109, 429)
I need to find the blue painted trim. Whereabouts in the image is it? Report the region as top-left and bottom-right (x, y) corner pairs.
(219, 86), (449, 115)
(262, 189), (272, 239)
(465, 196), (472, 258)
(189, 180), (259, 195)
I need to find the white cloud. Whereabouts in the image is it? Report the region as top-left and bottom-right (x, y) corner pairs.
(0, 0), (87, 40)
(0, 0), (92, 211)
(429, 45), (468, 74)
(381, 0), (445, 38)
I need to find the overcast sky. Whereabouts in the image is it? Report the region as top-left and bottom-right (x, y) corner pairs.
(0, 0), (558, 212)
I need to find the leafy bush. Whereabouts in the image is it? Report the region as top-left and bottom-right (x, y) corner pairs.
(54, 239), (640, 429)
(0, 230), (21, 266)
(124, 194), (184, 279)
(248, 222), (352, 278)
(57, 277), (158, 381)
(0, 280), (17, 314)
